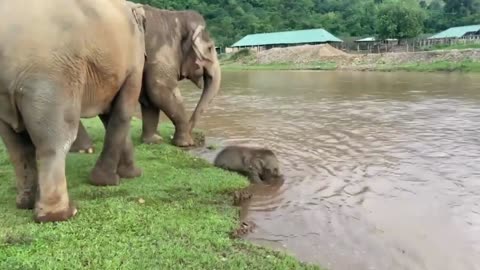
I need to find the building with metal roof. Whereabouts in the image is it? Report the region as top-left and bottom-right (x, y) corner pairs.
(354, 37), (398, 43)
(355, 37), (376, 42)
(231, 28), (343, 50)
(429, 24), (480, 39)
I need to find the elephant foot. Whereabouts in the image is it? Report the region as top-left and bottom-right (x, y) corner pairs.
(172, 132), (195, 147)
(34, 202), (77, 223)
(70, 143), (95, 154)
(142, 133), (163, 145)
(76, 147), (95, 154)
(90, 165), (120, 186)
(117, 163), (143, 179)
(16, 192), (36, 210)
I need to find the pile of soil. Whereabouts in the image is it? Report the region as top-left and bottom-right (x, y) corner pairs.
(249, 43), (480, 69)
(257, 44), (347, 64)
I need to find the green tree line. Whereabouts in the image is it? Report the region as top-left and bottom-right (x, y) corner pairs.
(131, 0), (480, 47)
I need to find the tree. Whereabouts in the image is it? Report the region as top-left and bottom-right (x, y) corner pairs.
(128, 0), (461, 47)
(444, 0), (480, 16)
(376, 0), (426, 43)
(423, 0), (451, 33)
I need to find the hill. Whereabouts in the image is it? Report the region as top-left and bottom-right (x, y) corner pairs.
(131, 0), (480, 47)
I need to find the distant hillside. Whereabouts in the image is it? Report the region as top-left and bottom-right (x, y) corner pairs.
(132, 0), (479, 47)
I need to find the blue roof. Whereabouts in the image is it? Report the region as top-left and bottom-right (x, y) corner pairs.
(429, 24), (480, 39)
(231, 28), (343, 47)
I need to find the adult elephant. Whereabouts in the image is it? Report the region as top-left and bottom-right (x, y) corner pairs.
(0, 0), (147, 222)
(69, 4), (221, 153)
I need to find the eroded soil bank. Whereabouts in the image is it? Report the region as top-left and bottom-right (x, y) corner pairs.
(223, 44), (480, 72)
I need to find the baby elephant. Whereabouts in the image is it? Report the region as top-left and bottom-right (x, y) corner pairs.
(214, 145), (282, 184)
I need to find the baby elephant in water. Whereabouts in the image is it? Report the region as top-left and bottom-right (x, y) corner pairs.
(214, 145), (282, 184)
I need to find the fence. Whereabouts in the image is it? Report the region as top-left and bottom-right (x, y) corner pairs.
(221, 36), (480, 55)
(340, 35), (480, 54)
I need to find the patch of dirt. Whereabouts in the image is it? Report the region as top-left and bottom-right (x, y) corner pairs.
(233, 188), (253, 206)
(193, 131), (206, 147)
(230, 220), (257, 239)
(3, 232), (34, 246)
(249, 45), (480, 69)
(257, 44), (347, 64)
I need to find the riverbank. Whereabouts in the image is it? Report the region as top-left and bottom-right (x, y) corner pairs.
(221, 45), (480, 73)
(0, 118), (320, 269)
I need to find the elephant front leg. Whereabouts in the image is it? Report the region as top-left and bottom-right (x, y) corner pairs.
(0, 121), (37, 210)
(34, 145), (77, 223)
(69, 120), (94, 154)
(140, 103), (163, 144)
(17, 89), (78, 223)
(149, 85), (194, 147)
(90, 74), (142, 186)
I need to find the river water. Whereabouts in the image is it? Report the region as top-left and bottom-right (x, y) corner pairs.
(177, 70), (480, 270)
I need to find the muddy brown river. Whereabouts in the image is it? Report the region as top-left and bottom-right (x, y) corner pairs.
(176, 70), (480, 270)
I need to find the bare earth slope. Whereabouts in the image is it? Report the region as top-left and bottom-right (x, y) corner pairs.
(243, 44), (480, 70)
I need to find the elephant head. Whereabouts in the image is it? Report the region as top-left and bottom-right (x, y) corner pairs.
(179, 19), (221, 132)
(251, 150), (282, 183)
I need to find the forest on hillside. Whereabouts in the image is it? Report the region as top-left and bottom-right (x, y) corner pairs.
(131, 0), (480, 47)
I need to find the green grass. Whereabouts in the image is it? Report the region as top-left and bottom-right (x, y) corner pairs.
(424, 43), (480, 51)
(0, 118), (320, 270)
(376, 60), (480, 72)
(222, 60), (480, 73)
(221, 61), (337, 71)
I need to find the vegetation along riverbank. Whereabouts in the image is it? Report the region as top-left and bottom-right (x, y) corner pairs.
(0, 118), (320, 270)
(221, 45), (480, 73)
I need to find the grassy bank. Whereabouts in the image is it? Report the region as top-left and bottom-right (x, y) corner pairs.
(0, 118), (320, 270)
(221, 48), (480, 73)
(222, 60), (480, 73)
(423, 43), (480, 51)
(221, 61), (337, 71)
(376, 60), (480, 72)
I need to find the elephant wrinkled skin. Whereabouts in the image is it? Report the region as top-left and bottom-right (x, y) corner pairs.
(0, 0), (146, 222)
(71, 4), (221, 152)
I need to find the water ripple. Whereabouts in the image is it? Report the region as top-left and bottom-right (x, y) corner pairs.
(183, 71), (480, 270)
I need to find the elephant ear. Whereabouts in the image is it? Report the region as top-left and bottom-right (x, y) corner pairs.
(190, 25), (215, 65)
(251, 155), (266, 172)
(129, 3), (146, 34)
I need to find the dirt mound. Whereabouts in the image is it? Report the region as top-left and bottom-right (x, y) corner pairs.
(257, 44), (347, 64)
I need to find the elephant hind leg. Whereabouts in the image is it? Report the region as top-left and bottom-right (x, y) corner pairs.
(69, 121), (94, 154)
(96, 114), (142, 180)
(140, 103), (163, 145)
(17, 83), (78, 223)
(0, 121), (37, 210)
(117, 130), (142, 179)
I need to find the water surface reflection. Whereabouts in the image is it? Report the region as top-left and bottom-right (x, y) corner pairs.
(178, 70), (480, 270)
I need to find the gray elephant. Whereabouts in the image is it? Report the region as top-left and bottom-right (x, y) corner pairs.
(214, 146), (283, 184)
(0, 0), (146, 222)
(69, 4), (221, 153)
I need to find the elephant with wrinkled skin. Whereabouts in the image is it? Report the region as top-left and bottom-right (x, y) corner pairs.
(0, 0), (147, 223)
(70, 4), (221, 153)
(214, 146), (283, 184)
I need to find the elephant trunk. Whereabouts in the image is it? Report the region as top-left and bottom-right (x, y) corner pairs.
(188, 60), (221, 131)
